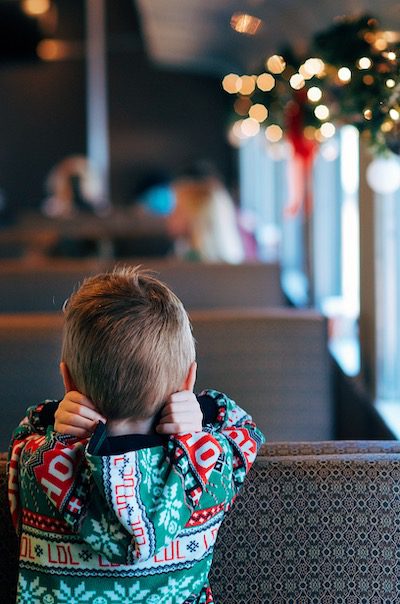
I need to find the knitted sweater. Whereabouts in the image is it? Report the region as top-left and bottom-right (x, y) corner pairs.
(8, 390), (264, 604)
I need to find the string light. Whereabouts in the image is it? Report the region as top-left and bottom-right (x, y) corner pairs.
(230, 13), (262, 35)
(303, 58), (325, 76)
(389, 108), (400, 121)
(234, 97), (252, 115)
(266, 55), (286, 74)
(358, 57), (372, 69)
(222, 73), (241, 94)
(314, 104), (330, 120)
(265, 124), (283, 142)
(289, 73), (305, 90)
(307, 87), (322, 102)
(363, 75), (374, 85)
(320, 122), (336, 138)
(249, 104), (269, 122)
(256, 73), (275, 91)
(387, 51), (397, 61)
(238, 75), (256, 95)
(386, 79), (396, 88)
(338, 67), (352, 82)
(381, 121), (394, 132)
(22, 0), (50, 15)
(363, 109), (373, 120)
(241, 117), (260, 137)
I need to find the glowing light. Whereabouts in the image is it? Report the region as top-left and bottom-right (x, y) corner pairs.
(307, 86), (322, 102)
(234, 97), (252, 115)
(238, 75), (256, 95)
(320, 122), (336, 138)
(314, 129), (325, 143)
(230, 13), (263, 35)
(256, 73), (275, 92)
(303, 58), (325, 76)
(338, 67), (352, 82)
(303, 126), (316, 140)
(387, 51), (397, 61)
(358, 57), (372, 69)
(22, 0), (50, 15)
(363, 75), (374, 85)
(299, 64), (314, 80)
(386, 79), (396, 88)
(363, 109), (373, 120)
(289, 73), (305, 90)
(232, 120), (247, 140)
(367, 157), (400, 194)
(374, 37), (388, 51)
(266, 55), (286, 74)
(381, 121), (394, 133)
(389, 108), (400, 121)
(222, 73), (241, 94)
(249, 103), (269, 122)
(37, 39), (60, 60)
(241, 117), (260, 137)
(320, 140), (339, 161)
(314, 104), (330, 120)
(265, 124), (283, 142)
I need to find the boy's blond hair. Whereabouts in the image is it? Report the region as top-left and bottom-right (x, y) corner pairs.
(61, 266), (196, 420)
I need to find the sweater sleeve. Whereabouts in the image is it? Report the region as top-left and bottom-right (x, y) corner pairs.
(198, 389), (265, 504)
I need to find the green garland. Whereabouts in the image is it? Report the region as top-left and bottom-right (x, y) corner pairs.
(224, 15), (400, 155)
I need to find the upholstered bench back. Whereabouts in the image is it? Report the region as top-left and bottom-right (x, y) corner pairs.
(2, 442), (400, 603)
(0, 308), (330, 449)
(0, 260), (284, 312)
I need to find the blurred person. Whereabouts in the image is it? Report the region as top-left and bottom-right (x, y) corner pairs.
(167, 163), (245, 263)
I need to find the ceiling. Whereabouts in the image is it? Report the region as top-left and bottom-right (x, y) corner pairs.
(135, 0), (400, 76)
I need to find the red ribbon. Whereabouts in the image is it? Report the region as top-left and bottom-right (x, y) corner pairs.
(284, 91), (318, 217)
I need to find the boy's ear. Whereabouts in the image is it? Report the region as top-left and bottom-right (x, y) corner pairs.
(181, 361), (197, 392)
(59, 361), (77, 393)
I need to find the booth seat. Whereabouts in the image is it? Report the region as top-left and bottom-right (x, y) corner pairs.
(0, 308), (331, 449)
(2, 441), (400, 603)
(0, 259), (285, 312)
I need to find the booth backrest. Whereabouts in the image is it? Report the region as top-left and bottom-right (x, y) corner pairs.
(2, 441), (400, 603)
(0, 308), (331, 449)
(0, 260), (285, 312)
(192, 308), (332, 441)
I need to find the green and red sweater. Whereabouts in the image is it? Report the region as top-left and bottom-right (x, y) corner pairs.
(8, 389), (264, 604)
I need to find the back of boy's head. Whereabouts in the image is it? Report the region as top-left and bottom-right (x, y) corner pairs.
(61, 266), (196, 420)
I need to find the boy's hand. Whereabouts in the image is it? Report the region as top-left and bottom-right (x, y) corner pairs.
(54, 391), (106, 438)
(156, 391), (203, 435)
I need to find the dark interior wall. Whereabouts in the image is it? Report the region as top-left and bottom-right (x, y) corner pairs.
(0, 60), (86, 209)
(0, 0), (233, 211)
(108, 52), (233, 204)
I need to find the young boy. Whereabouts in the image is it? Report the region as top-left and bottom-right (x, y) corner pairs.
(8, 267), (264, 604)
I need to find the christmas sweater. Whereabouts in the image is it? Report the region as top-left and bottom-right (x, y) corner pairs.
(8, 389), (264, 604)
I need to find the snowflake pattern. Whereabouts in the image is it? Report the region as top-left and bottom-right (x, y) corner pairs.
(86, 514), (124, 560)
(157, 483), (183, 534)
(34, 544), (44, 557)
(17, 576), (47, 604)
(78, 549), (93, 562)
(53, 580), (96, 603)
(186, 540), (199, 553)
(104, 580), (151, 603)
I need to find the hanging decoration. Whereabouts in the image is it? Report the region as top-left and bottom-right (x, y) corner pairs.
(223, 14), (400, 156)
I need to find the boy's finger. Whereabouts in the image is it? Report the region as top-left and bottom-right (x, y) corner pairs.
(56, 412), (97, 429)
(61, 402), (106, 422)
(158, 411), (200, 424)
(65, 392), (95, 408)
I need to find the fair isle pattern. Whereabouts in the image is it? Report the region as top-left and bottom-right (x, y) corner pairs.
(9, 390), (264, 604)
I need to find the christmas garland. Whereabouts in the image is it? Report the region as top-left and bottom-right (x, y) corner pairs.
(224, 15), (400, 155)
